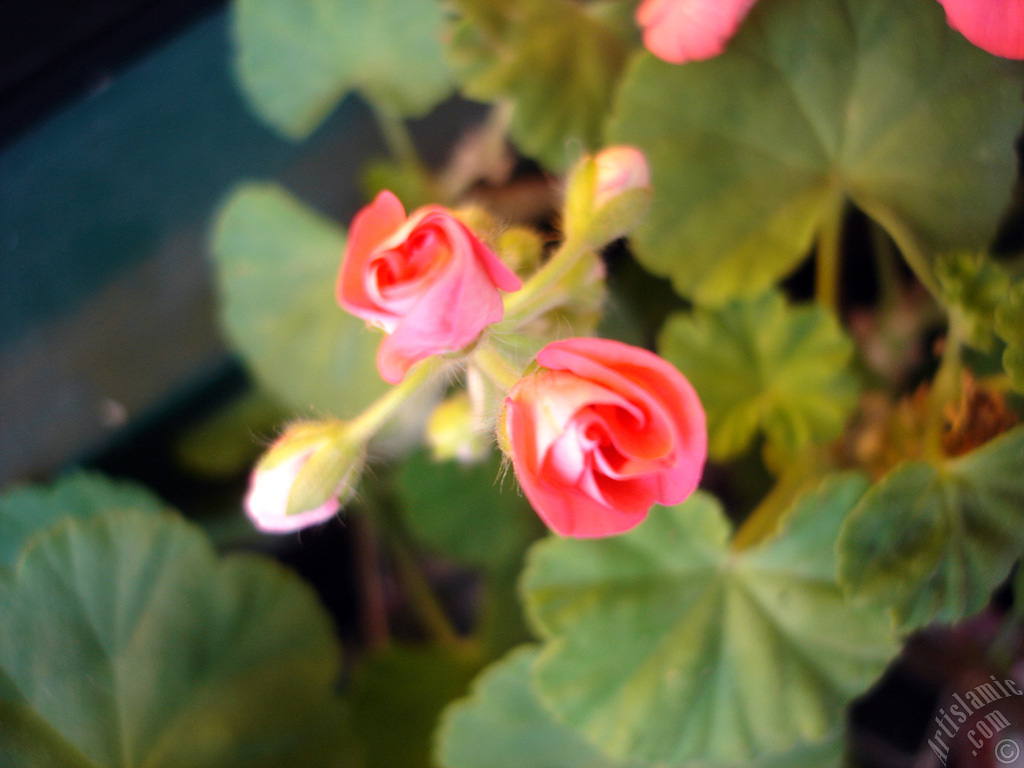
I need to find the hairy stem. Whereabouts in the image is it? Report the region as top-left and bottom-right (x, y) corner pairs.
(348, 360), (438, 444)
(471, 343), (524, 393)
(500, 235), (593, 329)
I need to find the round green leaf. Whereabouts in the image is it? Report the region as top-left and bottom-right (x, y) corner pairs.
(211, 183), (389, 418)
(437, 646), (846, 768)
(838, 425), (1024, 631)
(447, 0), (631, 170)
(0, 472), (171, 575)
(0, 510), (351, 767)
(233, 0), (452, 139)
(658, 291), (858, 467)
(436, 645), (643, 768)
(607, 0), (1024, 304)
(394, 449), (539, 570)
(522, 476), (897, 765)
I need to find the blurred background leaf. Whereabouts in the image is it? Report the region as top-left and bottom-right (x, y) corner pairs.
(0, 504), (355, 766)
(232, 0), (452, 139)
(349, 645), (479, 768)
(394, 448), (540, 571)
(446, 0), (634, 170)
(436, 645), (644, 768)
(0, 472), (170, 575)
(438, 645), (846, 768)
(838, 425), (1024, 631)
(659, 291), (857, 469)
(210, 183), (390, 420)
(607, 0), (1024, 303)
(173, 388), (290, 479)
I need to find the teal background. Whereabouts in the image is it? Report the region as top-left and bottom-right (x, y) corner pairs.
(0, 8), (472, 486)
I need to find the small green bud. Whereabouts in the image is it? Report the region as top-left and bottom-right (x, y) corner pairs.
(563, 146), (652, 248)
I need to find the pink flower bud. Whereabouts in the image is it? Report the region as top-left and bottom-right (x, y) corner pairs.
(244, 422), (363, 534)
(503, 338), (707, 538)
(337, 191), (522, 384)
(936, 0), (1024, 59)
(593, 146), (651, 209)
(636, 0), (757, 64)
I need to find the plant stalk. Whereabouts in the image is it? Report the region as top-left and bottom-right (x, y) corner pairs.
(352, 515), (390, 651)
(471, 343), (524, 393)
(815, 196), (845, 311)
(500, 235), (593, 329)
(387, 534), (462, 648)
(370, 101), (426, 176)
(348, 360), (438, 444)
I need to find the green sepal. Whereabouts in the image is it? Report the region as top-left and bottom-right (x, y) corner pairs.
(285, 433), (365, 519)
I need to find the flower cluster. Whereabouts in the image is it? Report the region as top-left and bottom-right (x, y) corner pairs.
(244, 146), (709, 539)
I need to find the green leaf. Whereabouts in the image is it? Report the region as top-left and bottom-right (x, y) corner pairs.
(447, 0), (632, 170)
(436, 645), (643, 768)
(522, 476), (896, 765)
(232, 0), (452, 139)
(437, 646), (846, 768)
(350, 645), (479, 768)
(0, 509), (352, 767)
(607, 0), (1024, 304)
(838, 425), (1024, 631)
(211, 183), (390, 419)
(995, 282), (1024, 391)
(394, 449), (539, 570)
(0, 472), (170, 575)
(936, 252), (1010, 352)
(658, 291), (858, 467)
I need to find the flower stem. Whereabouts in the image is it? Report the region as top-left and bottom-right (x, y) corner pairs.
(471, 343), (524, 393)
(352, 515), (390, 651)
(857, 197), (943, 303)
(815, 196), (845, 311)
(732, 450), (827, 551)
(370, 100), (426, 176)
(348, 360), (438, 443)
(869, 220), (900, 311)
(387, 534), (462, 648)
(500, 235), (593, 329)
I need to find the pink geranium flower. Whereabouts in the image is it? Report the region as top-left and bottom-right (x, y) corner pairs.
(503, 338), (707, 538)
(636, 0), (757, 64)
(937, 0), (1024, 59)
(337, 191), (522, 383)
